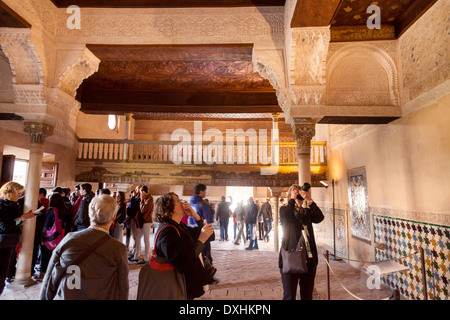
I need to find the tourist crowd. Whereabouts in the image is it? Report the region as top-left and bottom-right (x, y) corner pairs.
(0, 181), (322, 300)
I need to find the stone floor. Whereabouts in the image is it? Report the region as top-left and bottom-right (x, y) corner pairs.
(0, 228), (394, 300)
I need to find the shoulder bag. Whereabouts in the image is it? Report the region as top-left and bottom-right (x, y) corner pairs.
(280, 230), (309, 274)
(137, 224), (187, 300)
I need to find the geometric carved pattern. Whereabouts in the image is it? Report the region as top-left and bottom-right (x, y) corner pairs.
(374, 215), (450, 300)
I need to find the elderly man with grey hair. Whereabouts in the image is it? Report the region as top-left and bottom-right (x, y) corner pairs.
(40, 194), (129, 300)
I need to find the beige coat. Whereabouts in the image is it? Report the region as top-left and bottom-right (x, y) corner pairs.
(39, 228), (129, 300)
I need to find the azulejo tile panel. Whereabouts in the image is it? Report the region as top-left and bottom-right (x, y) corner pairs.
(374, 215), (449, 300)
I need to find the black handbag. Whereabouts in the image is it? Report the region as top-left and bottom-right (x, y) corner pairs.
(280, 233), (308, 274)
(137, 224), (187, 300)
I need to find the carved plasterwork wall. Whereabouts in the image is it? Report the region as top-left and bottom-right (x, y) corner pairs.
(1, 0), (58, 87)
(0, 50), (15, 103)
(326, 43), (399, 106)
(44, 47), (100, 146)
(0, 29), (43, 85)
(288, 27), (330, 115)
(0, 29), (48, 113)
(398, 0), (449, 107)
(290, 27), (330, 86)
(54, 48), (100, 97)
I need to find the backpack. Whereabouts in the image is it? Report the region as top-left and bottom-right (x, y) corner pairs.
(42, 207), (65, 250)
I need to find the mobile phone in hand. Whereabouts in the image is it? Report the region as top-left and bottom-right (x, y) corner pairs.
(34, 206), (45, 215)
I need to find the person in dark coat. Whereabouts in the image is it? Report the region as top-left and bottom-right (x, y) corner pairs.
(279, 183), (324, 300)
(142, 192), (214, 300)
(189, 184), (214, 263)
(245, 197), (259, 250)
(0, 182), (35, 294)
(73, 183), (94, 231)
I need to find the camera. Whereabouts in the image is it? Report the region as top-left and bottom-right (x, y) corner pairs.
(301, 182), (311, 192)
(296, 194), (304, 201)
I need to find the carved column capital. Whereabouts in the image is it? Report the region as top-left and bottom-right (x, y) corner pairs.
(125, 113), (133, 121)
(272, 113), (280, 122)
(291, 118), (316, 157)
(23, 121), (54, 144)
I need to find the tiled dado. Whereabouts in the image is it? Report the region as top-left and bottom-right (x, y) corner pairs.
(374, 215), (449, 300)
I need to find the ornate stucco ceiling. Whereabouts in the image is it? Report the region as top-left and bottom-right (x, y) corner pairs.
(77, 44), (281, 116)
(291, 0), (438, 40)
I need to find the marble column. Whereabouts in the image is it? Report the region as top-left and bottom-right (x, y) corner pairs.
(14, 121), (53, 286)
(292, 118), (316, 185)
(269, 186), (283, 252)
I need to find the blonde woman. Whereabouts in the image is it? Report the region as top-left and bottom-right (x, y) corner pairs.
(0, 182), (35, 294)
(278, 183), (324, 300)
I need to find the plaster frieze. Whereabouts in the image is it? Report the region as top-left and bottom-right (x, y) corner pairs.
(55, 7), (284, 45)
(12, 84), (46, 105)
(291, 85), (325, 106)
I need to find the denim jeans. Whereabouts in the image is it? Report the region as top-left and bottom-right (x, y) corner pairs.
(247, 223), (258, 248)
(264, 219), (272, 239)
(219, 217), (229, 240)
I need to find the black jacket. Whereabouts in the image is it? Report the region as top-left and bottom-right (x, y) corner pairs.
(74, 193), (94, 228)
(155, 219), (212, 300)
(245, 203), (259, 224)
(0, 198), (22, 249)
(278, 199), (324, 269)
(0, 198), (22, 235)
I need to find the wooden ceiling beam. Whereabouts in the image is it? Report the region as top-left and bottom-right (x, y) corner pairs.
(80, 103), (282, 114)
(77, 90), (278, 105)
(291, 0), (342, 28)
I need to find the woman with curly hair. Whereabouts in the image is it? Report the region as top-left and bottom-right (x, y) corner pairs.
(138, 192), (214, 300)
